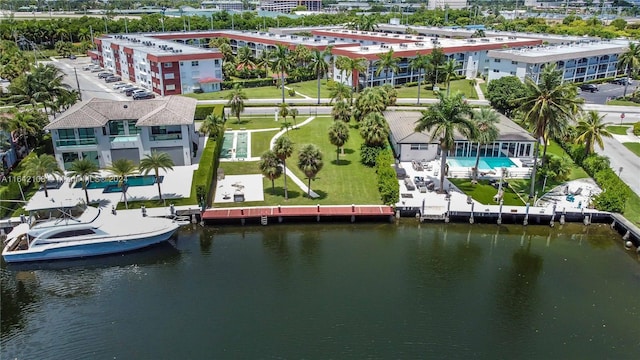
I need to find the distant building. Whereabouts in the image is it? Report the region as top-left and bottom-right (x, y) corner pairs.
(91, 34), (223, 95)
(44, 97), (199, 170)
(200, 0), (250, 11)
(487, 40), (628, 84)
(259, 0), (322, 13)
(427, 0), (467, 10)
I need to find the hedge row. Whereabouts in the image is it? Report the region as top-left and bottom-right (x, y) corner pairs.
(194, 104), (224, 120)
(634, 122), (640, 136)
(375, 148), (399, 206)
(0, 152), (36, 218)
(222, 78), (275, 90)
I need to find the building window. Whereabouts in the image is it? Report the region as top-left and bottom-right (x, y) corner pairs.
(166, 84), (175, 91)
(214, 59), (219, 65)
(410, 144), (428, 150)
(511, 61), (518, 65)
(108, 120), (125, 136)
(494, 59), (501, 63)
(164, 63), (172, 68)
(493, 69), (499, 73)
(58, 129), (75, 140)
(191, 61), (199, 66)
(164, 73), (175, 80)
(127, 121), (140, 135)
(150, 125), (182, 141)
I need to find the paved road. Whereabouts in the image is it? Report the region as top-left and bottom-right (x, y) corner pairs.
(48, 58), (126, 101)
(595, 132), (640, 197)
(580, 82), (639, 105)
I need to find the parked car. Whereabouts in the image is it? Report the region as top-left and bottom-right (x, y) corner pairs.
(579, 84), (598, 92)
(105, 76), (122, 83)
(612, 77), (633, 85)
(120, 85), (136, 93)
(133, 91), (155, 100)
(68, 55), (77, 60)
(90, 67), (103, 73)
(112, 82), (127, 89)
(124, 87), (143, 96)
(82, 64), (96, 71)
(97, 72), (113, 79)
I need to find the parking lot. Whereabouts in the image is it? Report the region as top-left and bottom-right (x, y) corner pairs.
(579, 81), (638, 105)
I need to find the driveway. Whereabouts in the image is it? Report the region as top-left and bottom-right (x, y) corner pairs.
(580, 82), (639, 105)
(595, 129), (640, 197)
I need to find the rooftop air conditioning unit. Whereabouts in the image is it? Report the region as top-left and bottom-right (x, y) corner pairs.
(415, 42), (424, 47)
(400, 44), (408, 48)
(393, 34), (399, 38)
(361, 46), (369, 51)
(495, 37), (503, 41)
(417, 36), (424, 40)
(405, 35), (412, 39)
(508, 36), (517, 40)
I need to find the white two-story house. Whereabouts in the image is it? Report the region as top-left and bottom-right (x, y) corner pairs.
(44, 96), (199, 170)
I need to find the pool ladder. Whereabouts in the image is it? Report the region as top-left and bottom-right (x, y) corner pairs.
(260, 215), (268, 226)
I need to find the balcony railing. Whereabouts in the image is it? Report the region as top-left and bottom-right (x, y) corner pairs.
(55, 138), (97, 147)
(150, 133), (182, 141)
(110, 135), (139, 143)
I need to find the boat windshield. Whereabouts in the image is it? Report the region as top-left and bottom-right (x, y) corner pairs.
(30, 203), (88, 225)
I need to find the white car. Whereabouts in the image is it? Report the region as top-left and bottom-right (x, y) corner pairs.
(119, 85), (135, 93)
(112, 82), (128, 89)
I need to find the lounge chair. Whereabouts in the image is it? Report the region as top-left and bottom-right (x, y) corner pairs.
(572, 187), (583, 196)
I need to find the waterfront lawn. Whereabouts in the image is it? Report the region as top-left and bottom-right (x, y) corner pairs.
(394, 79), (478, 100)
(184, 85), (297, 100)
(623, 142), (640, 157)
(251, 130), (278, 157)
(606, 125), (630, 135)
(287, 79), (332, 99)
(225, 116), (281, 130)
(449, 179), (525, 206)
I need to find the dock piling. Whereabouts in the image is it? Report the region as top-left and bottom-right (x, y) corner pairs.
(523, 203), (529, 226)
(469, 202), (474, 224)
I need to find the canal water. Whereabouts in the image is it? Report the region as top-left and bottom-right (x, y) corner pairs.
(2, 223), (639, 359)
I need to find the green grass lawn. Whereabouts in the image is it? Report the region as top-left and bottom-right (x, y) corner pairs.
(394, 79), (478, 100)
(225, 114), (316, 131)
(251, 130), (278, 157)
(606, 99), (640, 107)
(287, 79), (332, 99)
(606, 125), (630, 135)
(184, 85), (298, 100)
(623, 142), (640, 157)
(449, 179), (525, 206)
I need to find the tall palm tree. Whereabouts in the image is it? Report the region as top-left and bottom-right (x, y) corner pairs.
(415, 92), (478, 193)
(107, 159), (137, 209)
(617, 42), (640, 98)
(139, 151), (175, 201)
(293, 44), (312, 67)
(374, 49), (399, 85)
(67, 158), (99, 204)
(328, 82), (352, 105)
(256, 49), (271, 75)
(289, 107), (299, 128)
(470, 108), (500, 182)
(8, 109), (42, 154)
(21, 154), (63, 198)
(354, 87), (387, 121)
(409, 53), (430, 105)
(270, 44), (291, 104)
(574, 110), (613, 155)
(259, 150), (282, 192)
(328, 120), (350, 162)
(273, 136), (294, 200)
(278, 103), (289, 132)
(310, 47), (332, 104)
(428, 45), (446, 89)
(236, 46), (255, 71)
(226, 84), (248, 124)
(441, 59), (460, 96)
(200, 112), (226, 140)
(360, 112), (390, 147)
(516, 64), (583, 198)
(332, 100), (352, 122)
(336, 56), (366, 92)
(297, 144), (323, 198)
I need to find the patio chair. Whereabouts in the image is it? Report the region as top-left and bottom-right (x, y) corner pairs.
(573, 187), (583, 196)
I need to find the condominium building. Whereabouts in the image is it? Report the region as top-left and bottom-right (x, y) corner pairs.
(487, 40), (629, 84)
(91, 34), (224, 95)
(44, 97), (199, 170)
(259, 0), (322, 13)
(427, 0), (467, 10)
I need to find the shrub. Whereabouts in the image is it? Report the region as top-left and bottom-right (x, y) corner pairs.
(221, 78), (273, 90)
(633, 122), (640, 136)
(582, 154), (610, 176)
(360, 143), (385, 167)
(194, 104), (223, 120)
(288, 88), (296, 97)
(592, 168), (630, 212)
(404, 81), (418, 87)
(375, 149), (399, 205)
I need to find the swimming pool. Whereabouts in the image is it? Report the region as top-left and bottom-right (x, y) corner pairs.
(235, 132), (248, 159)
(448, 157), (516, 170)
(220, 132), (234, 159)
(74, 175), (161, 190)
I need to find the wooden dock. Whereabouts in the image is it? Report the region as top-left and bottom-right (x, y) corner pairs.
(202, 205), (395, 225)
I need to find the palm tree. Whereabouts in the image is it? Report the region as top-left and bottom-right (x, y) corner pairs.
(67, 159), (99, 204)
(360, 112), (390, 147)
(328, 120), (350, 162)
(21, 154), (63, 198)
(289, 107), (299, 128)
(310, 48), (331, 104)
(336, 56), (366, 92)
(256, 49), (271, 75)
(200, 112), (225, 140)
(428, 45), (446, 89)
(273, 136), (294, 200)
(415, 92), (478, 193)
(107, 159), (137, 209)
(226, 84), (248, 124)
(410, 53), (430, 105)
(139, 151), (175, 201)
(617, 42), (640, 98)
(332, 100), (352, 122)
(328, 81), (352, 105)
(574, 110), (613, 155)
(236, 46), (255, 71)
(470, 108), (500, 182)
(516, 64), (583, 198)
(293, 44), (312, 67)
(374, 49), (399, 85)
(270, 44), (291, 104)
(297, 144), (323, 198)
(259, 150), (282, 192)
(278, 103), (289, 133)
(441, 59), (460, 96)
(354, 87), (387, 121)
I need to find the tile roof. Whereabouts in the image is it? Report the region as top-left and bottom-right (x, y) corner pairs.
(45, 96), (197, 130)
(384, 110), (535, 144)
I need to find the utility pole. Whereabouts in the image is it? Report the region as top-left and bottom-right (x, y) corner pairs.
(125, 17), (128, 33)
(90, 25), (94, 47)
(74, 67), (82, 101)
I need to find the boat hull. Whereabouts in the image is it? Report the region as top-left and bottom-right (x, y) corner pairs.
(2, 225), (179, 263)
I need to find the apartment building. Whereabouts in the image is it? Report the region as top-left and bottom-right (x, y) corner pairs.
(92, 34), (224, 95)
(487, 40), (629, 84)
(259, 0), (322, 13)
(44, 97), (199, 170)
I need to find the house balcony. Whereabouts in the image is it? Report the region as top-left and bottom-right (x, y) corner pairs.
(110, 135), (141, 149)
(55, 138), (98, 148)
(149, 133), (182, 142)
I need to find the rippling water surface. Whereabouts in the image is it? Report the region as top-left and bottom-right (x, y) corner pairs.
(2, 222), (639, 359)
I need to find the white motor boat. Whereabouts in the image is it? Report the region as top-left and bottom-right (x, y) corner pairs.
(2, 203), (180, 263)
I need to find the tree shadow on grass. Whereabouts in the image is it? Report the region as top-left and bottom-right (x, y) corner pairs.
(342, 148), (355, 155)
(265, 186), (303, 200)
(306, 189), (327, 200)
(331, 159), (352, 166)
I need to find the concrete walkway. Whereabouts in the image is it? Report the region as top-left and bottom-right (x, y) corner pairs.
(474, 79), (486, 101)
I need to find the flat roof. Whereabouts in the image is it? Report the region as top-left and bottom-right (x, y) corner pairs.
(101, 34), (221, 57)
(219, 30), (345, 47)
(488, 40), (629, 63)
